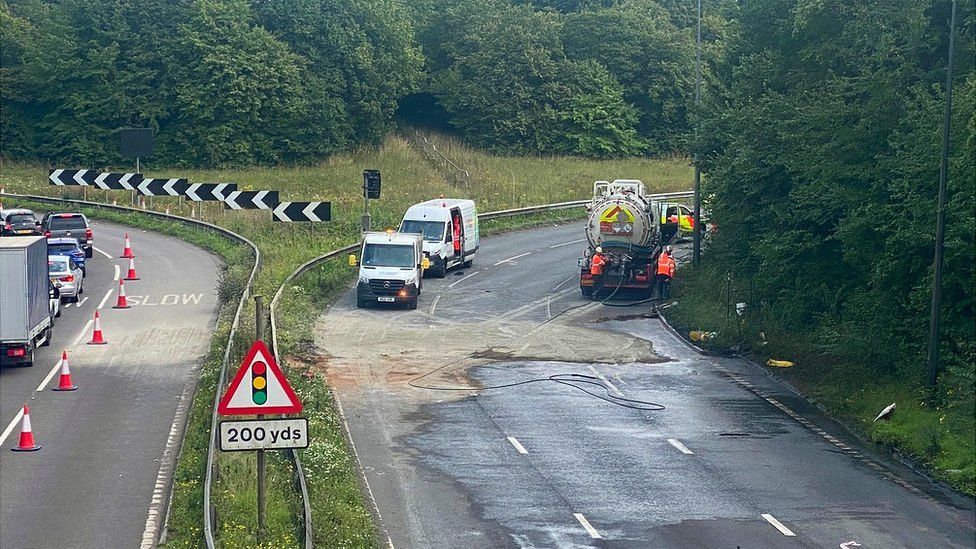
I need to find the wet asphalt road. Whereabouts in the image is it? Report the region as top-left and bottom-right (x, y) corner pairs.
(0, 219), (220, 548)
(321, 223), (975, 548)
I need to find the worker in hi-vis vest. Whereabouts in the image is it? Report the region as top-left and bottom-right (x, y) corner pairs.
(656, 245), (676, 300)
(590, 246), (607, 294)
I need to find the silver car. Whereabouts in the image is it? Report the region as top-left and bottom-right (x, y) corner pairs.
(48, 255), (84, 302)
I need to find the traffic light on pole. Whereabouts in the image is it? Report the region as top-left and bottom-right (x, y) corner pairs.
(252, 361), (268, 405)
(363, 169), (381, 199)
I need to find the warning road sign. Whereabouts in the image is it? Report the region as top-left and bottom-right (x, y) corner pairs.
(217, 340), (303, 416)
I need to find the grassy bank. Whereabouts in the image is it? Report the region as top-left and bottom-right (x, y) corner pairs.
(664, 264), (975, 496)
(2, 135), (693, 546)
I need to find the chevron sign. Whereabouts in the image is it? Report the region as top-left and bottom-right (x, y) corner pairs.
(184, 183), (237, 202)
(223, 190), (279, 210)
(137, 178), (188, 196)
(272, 202), (332, 222)
(50, 169), (145, 188)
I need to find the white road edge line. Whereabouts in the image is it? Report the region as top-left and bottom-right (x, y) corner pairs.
(0, 408), (26, 447)
(762, 514), (796, 537)
(72, 319), (94, 346)
(574, 513), (602, 539)
(114, 264), (120, 281)
(552, 274), (576, 292)
(448, 270), (480, 288)
(93, 246), (113, 259)
(586, 364), (624, 397)
(97, 288), (114, 310)
(76, 296), (89, 308)
(493, 252), (531, 266)
(36, 357), (64, 393)
(507, 436), (529, 454)
(549, 238), (585, 249)
(667, 438), (695, 455)
(546, 296), (552, 319)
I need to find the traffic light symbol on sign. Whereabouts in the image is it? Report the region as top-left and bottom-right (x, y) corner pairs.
(252, 361), (268, 405)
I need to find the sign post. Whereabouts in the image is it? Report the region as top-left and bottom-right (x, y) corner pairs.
(362, 169), (381, 232)
(217, 299), (304, 541)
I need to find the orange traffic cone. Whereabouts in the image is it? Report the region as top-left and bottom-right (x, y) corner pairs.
(121, 233), (135, 259)
(124, 257), (140, 281)
(88, 311), (107, 345)
(11, 405), (41, 451)
(53, 351), (78, 391)
(113, 279), (131, 309)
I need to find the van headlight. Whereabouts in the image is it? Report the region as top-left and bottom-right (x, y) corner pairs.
(404, 275), (417, 286)
(358, 275), (370, 284)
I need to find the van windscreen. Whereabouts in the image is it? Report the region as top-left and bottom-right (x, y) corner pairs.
(363, 244), (415, 268)
(400, 220), (445, 242)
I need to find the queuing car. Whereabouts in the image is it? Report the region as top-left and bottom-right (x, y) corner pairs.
(42, 212), (93, 257)
(48, 255), (84, 302)
(47, 237), (87, 277)
(0, 208), (42, 236)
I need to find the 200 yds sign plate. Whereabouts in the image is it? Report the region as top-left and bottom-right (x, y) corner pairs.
(219, 418), (308, 451)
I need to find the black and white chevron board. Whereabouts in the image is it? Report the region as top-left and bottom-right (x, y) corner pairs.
(49, 169), (143, 189)
(184, 183), (237, 202)
(272, 202), (332, 222)
(137, 178), (188, 196)
(223, 190), (280, 210)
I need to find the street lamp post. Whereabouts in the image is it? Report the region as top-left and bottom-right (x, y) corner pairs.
(693, 0), (703, 267)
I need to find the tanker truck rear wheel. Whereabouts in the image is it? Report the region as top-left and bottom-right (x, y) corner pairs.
(581, 287), (594, 297)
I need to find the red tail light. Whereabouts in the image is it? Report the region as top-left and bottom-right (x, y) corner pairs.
(85, 228), (93, 240)
(59, 275), (74, 283)
(44, 230), (51, 238)
(3, 224), (11, 230)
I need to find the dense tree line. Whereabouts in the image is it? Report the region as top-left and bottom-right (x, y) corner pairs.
(698, 0), (975, 411)
(1, 0), (702, 164)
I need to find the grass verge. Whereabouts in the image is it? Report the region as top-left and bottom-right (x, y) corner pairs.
(663, 263), (976, 496)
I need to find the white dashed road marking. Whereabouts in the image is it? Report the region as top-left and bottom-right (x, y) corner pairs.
(114, 264), (120, 281)
(448, 270), (480, 288)
(667, 438), (694, 455)
(96, 288), (114, 309)
(574, 513), (602, 539)
(507, 436), (529, 454)
(762, 514), (796, 537)
(493, 252), (531, 266)
(93, 246), (113, 259)
(549, 238), (585, 249)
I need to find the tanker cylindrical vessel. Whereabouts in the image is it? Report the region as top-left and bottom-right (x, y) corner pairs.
(579, 179), (663, 298)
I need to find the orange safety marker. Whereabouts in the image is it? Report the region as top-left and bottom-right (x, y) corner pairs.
(121, 233), (135, 259)
(11, 405), (41, 452)
(88, 311), (107, 345)
(113, 279), (131, 309)
(53, 351), (78, 391)
(124, 257), (140, 281)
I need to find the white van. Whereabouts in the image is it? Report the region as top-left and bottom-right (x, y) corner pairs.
(399, 198), (479, 278)
(355, 232), (425, 309)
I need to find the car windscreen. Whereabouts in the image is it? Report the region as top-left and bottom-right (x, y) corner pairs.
(48, 216), (87, 230)
(362, 243), (415, 268)
(7, 213), (35, 224)
(48, 259), (70, 273)
(48, 244), (79, 254)
(399, 220), (445, 242)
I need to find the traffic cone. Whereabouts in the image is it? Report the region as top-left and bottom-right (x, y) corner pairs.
(88, 311), (107, 345)
(121, 233), (135, 259)
(11, 405), (41, 451)
(124, 257), (140, 281)
(53, 351), (78, 391)
(113, 279), (131, 309)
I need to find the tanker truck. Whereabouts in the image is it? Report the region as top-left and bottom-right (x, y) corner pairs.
(579, 179), (677, 298)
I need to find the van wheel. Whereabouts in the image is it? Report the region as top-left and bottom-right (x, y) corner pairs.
(581, 287), (594, 297)
(356, 299), (366, 308)
(41, 329), (52, 347)
(463, 259), (473, 268)
(434, 261), (447, 278)
(408, 299), (418, 310)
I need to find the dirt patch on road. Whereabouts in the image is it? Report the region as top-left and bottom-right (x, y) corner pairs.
(313, 302), (664, 394)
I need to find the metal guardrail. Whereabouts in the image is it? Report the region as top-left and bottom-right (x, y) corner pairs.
(0, 191), (263, 548)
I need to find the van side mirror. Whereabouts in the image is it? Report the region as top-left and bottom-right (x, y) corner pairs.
(421, 257), (430, 270)
(348, 254), (358, 267)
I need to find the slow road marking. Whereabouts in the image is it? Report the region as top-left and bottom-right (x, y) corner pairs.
(574, 513), (602, 539)
(667, 438), (694, 455)
(124, 294), (204, 306)
(507, 436), (528, 454)
(493, 252), (531, 266)
(762, 514), (796, 537)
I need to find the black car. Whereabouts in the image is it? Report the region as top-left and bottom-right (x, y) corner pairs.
(42, 212), (93, 257)
(0, 208), (42, 236)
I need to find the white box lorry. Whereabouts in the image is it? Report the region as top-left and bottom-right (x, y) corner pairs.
(399, 198), (479, 278)
(355, 231), (425, 309)
(1, 236), (54, 367)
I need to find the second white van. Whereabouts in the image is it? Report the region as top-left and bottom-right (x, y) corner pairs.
(399, 198), (479, 278)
